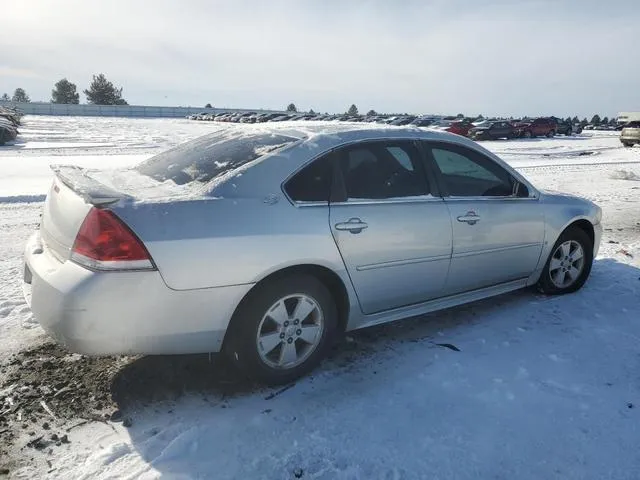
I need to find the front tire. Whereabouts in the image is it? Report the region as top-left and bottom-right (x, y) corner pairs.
(537, 227), (594, 295)
(224, 274), (338, 385)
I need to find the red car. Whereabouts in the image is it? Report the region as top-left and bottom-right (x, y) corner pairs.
(429, 120), (474, 137)
(514, 117), (557, 138)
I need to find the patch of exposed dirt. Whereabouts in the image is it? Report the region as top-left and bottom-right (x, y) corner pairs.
(0, 342), (259, 473)
(0, 343), (127, 463)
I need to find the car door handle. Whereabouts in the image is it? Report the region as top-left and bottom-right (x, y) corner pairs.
(335, 218), (368, 233)
(457, 212), (480, 225)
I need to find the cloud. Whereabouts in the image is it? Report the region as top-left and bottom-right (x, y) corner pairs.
(0, 0), (638, 116)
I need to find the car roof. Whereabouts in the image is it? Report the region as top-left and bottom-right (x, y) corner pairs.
(206, 120), (526, 200)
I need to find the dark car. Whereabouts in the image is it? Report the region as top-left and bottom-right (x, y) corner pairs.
(468, 121), (516, 140)
(0, 119), (18, 145)
(549, 117), (573, 136)
(389, 116), (416, 126)
(411, 117), (437, 127)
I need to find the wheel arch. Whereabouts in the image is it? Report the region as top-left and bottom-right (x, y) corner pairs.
(529, 215), (597, 286)
(223, 263), (352, 349)
(565, 218), (595, 248)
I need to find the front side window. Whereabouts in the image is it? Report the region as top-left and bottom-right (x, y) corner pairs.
(429, 144), (517, 197)
(339, 142), (428, 200)
(136, 130), (299, 185)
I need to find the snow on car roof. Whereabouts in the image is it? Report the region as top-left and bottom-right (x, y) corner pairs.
(211, 120), (457, 144)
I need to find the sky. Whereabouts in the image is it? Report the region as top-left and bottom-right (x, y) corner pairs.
(1, 0), (639, 118)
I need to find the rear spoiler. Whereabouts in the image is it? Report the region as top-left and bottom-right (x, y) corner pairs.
(51, 165), (131, 206)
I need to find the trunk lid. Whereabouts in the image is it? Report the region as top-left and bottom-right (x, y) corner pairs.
(40, 174), (98, 262)
(40, 164), (213, 261)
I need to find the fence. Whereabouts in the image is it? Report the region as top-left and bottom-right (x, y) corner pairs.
(0, 101), (281, 118)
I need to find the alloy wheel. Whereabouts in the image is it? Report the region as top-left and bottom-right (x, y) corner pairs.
(256, 294), (324, 369)
(549, 240), (585, 289)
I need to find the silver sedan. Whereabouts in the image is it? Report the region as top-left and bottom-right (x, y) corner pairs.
(23, 124), (602, 385)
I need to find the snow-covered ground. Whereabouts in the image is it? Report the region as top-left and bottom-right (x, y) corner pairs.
(1, 117), (639, 479)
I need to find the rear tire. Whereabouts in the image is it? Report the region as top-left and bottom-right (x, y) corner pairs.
(623, 142), (633, 148)
(224, 274), (338, 385)
(537, 227), (594, 295)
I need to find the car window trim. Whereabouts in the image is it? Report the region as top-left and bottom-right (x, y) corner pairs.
(421, 140), (538, 200)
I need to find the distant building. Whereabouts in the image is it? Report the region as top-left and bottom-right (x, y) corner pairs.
(617, 112), (640, 124)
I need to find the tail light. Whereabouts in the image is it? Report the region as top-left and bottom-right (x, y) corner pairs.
(71, 208), (155, 271)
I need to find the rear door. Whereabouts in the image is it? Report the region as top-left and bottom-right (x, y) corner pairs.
(329, 140), (452, 314)
(533, 119), (546, 136)
(489, 123), (508, 139)
(424, 141), (545, 295)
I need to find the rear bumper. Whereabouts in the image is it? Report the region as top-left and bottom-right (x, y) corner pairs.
(23, 231), (253, 355)
(620, 137), (639, 144)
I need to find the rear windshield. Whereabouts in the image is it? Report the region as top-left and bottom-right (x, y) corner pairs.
(136, 130), (299, 185)
(624, 121), (640, 128)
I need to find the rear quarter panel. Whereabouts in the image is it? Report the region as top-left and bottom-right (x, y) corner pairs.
(112, 198), (349, 291)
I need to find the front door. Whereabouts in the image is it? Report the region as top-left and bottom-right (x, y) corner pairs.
(329, 140), (452, 314)
(425, 142), (545, 295)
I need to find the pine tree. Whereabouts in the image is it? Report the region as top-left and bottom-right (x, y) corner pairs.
(205, 103), (212, 108)
(580, 118), (588, 127)
(286, 103), (297, 112)
(347, 104), (358, 116)
(0, 93), (9, 102)
(590, 114), (601, 126)
(51, 78), (80, 104)
(366, 109), (377, 116)
(309, 108), (315, 114)
(572, 116), (579, 124)
(83, 74), (128, 105)
(12, 88), (30, 103)
(601, 116), (609, 125)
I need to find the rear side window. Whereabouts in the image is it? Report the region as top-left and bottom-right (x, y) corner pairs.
(136, 130), (299, 185)
(625, 121), (640, 128)
(285, 155), (333, 203)
(339, 142), (429, 200)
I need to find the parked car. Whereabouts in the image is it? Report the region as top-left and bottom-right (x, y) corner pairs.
(0, 118), (18, 145)
(620, 121), (640, 147)
(549, 117), (573, 136)
(515, 117), (557, 138)
(411, 116), (437, 127)
(271, 114), (295, 122)
(429, 120), (474, 137)
(468, 121), (517, 140)
(389, 116), (416, 126)
(23, 125), (602, 385)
